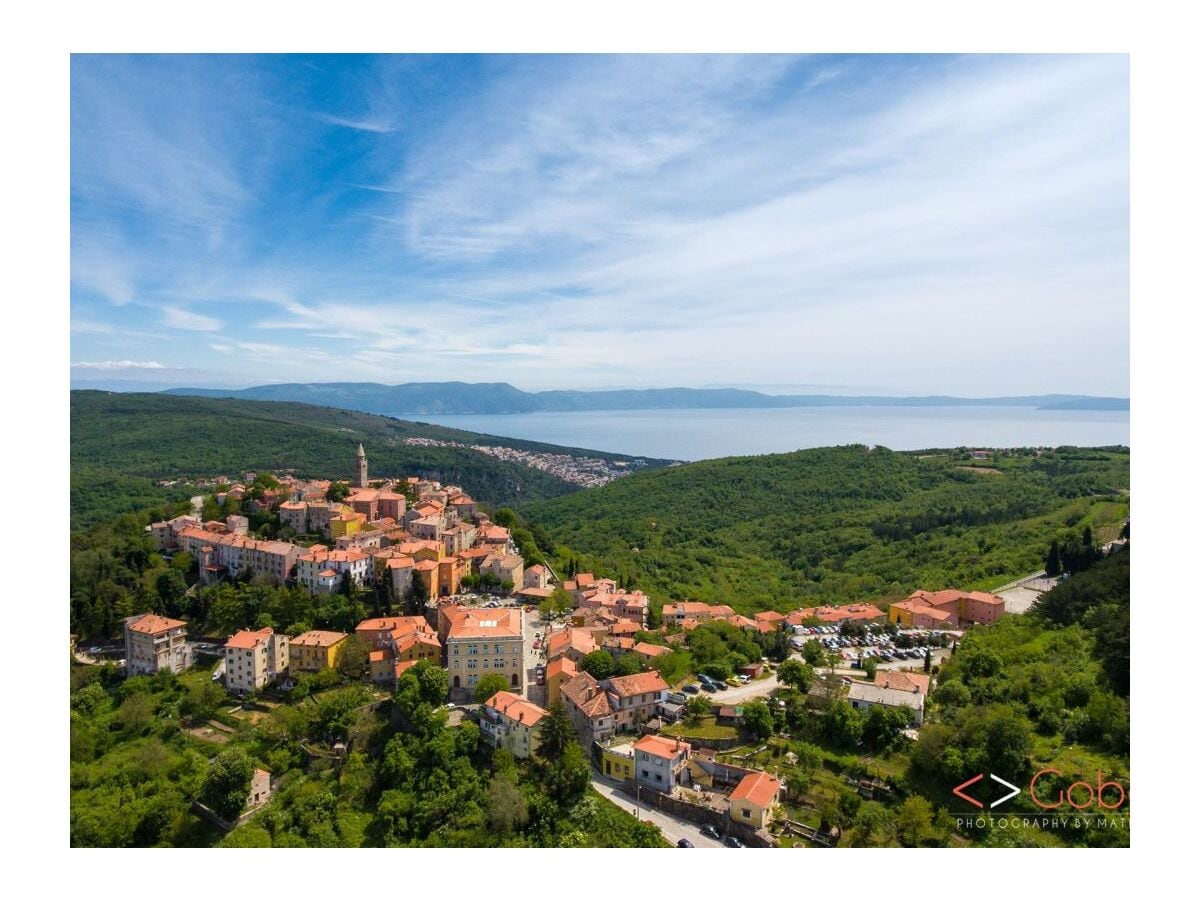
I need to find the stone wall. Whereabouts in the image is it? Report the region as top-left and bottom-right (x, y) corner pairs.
(613, 781), (775, 847)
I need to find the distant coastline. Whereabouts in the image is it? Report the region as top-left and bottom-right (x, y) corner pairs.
(157, 381), (1129, 418)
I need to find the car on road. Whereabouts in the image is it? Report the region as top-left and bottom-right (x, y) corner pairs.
(700, 824), (721, 839)
(724, 835), (745, 847)
(676, 838), (694, 847)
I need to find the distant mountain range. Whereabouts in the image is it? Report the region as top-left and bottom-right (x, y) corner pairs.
(162, 382), (1129, 416)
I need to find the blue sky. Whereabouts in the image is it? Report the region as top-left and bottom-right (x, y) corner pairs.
(70, 54), (1129, 395)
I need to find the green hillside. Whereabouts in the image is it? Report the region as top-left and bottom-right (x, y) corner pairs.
(70, 391), (663, 530)
(525, 445), (1129, 614)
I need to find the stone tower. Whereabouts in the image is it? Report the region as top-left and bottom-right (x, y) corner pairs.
(356, 442), (368, 488)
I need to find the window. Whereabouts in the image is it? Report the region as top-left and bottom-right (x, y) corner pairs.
(742, 808), (751, 819)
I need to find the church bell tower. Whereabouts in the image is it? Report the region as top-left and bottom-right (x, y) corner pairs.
(356, 442), (368, 488)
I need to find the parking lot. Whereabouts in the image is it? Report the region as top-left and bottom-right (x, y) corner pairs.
(790, 624), (958, 670)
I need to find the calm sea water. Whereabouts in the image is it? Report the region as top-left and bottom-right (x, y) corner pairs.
(401, 406), (1130, 462)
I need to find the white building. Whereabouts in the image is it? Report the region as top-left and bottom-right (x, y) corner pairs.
(224, 628), (289, 694)
(847, 680), (925, 726)
(124, 613), (190, 676)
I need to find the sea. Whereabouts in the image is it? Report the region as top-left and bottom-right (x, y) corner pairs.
(401, 406), (1131, 462)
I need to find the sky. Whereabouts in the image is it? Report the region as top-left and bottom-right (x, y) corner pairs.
(70, 54), (1129, 396)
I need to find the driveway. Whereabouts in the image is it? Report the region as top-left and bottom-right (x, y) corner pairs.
(590, 775), (725, 848)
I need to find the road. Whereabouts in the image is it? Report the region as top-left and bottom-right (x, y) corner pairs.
(590, 775), (724, 848)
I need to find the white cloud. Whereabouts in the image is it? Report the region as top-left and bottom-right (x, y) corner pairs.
(162, 307), (222, 332)
(71, 360), (167, 370)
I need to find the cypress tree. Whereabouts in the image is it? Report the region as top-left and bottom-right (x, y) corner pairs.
(1046, 540), (1062, 577)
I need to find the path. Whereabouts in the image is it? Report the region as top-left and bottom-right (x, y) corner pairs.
(590, 775), (724, 848)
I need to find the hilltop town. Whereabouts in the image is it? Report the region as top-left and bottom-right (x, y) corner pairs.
(94, 442), (1046, 848)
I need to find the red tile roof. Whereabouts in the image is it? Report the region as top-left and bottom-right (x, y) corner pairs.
(633, 733), (691, 758)
(485, 690), (547, 728)
(605, 671), (669, 697)
(730, 770), (781, 808)
(127, 613), (186, 635)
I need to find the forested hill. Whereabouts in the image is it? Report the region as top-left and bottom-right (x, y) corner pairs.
(524, 445), (1130, 614)
(70, 391), (664, 530)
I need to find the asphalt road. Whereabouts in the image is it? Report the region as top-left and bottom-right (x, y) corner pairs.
(590, 775), (725, 848)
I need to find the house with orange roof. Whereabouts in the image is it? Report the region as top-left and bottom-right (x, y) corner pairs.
(875, 670), (932, 695)
(223, 628), (288, 694)
(288, 630), (348, 674)
(546, 627), (596, 664)
(889, 589), (1004, 628)
(602, 636), (636, 656)
(729, 770), (782, 829)
(634, 641), (671, 662)
(523, 564), (551, 590)
(545, 656), (577, 706)
(634, 734), (692, 793)
(442, 521), (476, 555)
(481, 691), (547, 759)
(444, 607), (525, 699)
(560, 671), (617, 745)
(296, 546), (370, 594)
(604, 671), (670, 732)
(123, 613), (190, 675)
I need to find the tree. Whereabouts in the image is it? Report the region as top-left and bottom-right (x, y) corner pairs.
(863, 656), (878, 680)
(685, 694), (712, 722)
(579, 650), (616, 680)
(536, 701), (575, 762)
(863, 704), (910, 751)
(1045, 540), (1062, 577)
(801, 640), (826, 667)
(180, 679), (226, 723)
(336, 634), (371, 681)
(474, 674), (510, 705)
(542, 741), (590, 805)
(825, 700), (865, 748)
(613, 652), (645, 676)
(155, 568), (188, 616)
(325, 481), (350, 503)
(742, 700), (775, 739)
(199, 749), (254, 821)
(777, 659), (815, 692)
(485, 775), (529, 835)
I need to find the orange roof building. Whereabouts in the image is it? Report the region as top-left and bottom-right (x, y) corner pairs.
(729, 771), (781, 828)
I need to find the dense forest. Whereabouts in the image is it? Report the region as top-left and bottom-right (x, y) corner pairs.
(70, 660), (666, 848)
(525, 445), (1129, 615)
(71, 391), (666, 530)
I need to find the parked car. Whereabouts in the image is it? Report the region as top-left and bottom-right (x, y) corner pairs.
(676, 838), (694, 848)
(701, 683), (717, 693)
(700, 824), (721, 839)
(682, 683), (700, 694)
(724, 835), (745, 848)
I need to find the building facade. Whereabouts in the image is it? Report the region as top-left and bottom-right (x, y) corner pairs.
(124, 613), (190, 676)
(224, 628), (289, 694)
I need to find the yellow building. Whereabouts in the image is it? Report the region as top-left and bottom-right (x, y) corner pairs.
(288, 630), (348, 674)
(600, 743), (636, 782)
(545, 656), (577, 706)
(729, 771), (781, 830)
(329, 511), (365, 539)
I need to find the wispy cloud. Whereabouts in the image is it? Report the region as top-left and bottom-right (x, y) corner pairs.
(69, 54), (1129, 395)
(162, 307), (222, 332)
(71, 360), (168, 370)
(314, 112), (396, 134)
